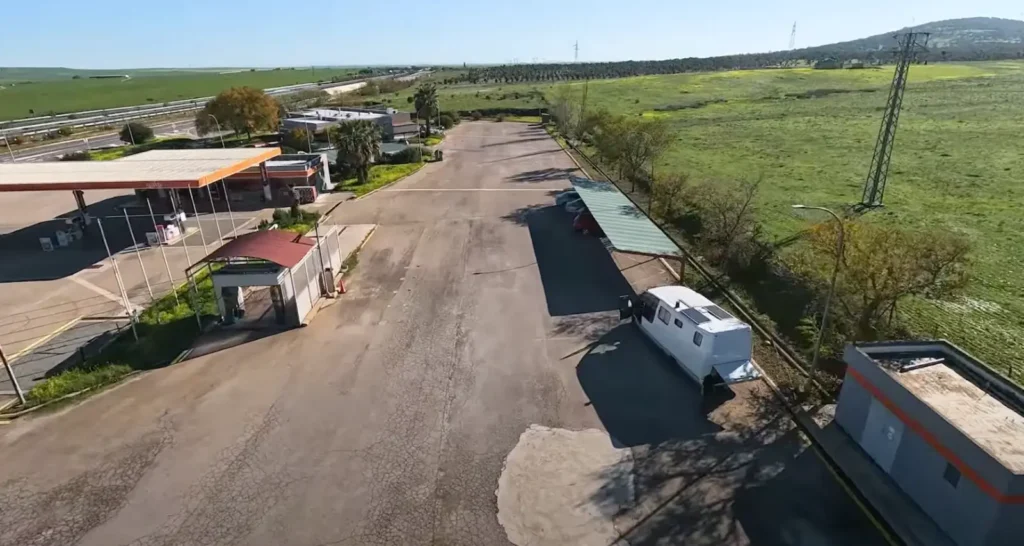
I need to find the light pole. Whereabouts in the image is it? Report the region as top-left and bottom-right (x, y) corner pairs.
(2, 131), (15, 161)
(792, 204), (845, 370)
(207, 114), (226, 149)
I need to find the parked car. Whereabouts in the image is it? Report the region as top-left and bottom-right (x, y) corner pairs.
(554, 190), (579, 207)
(565, 198), (587, 214)
(573, 211), (604, 236)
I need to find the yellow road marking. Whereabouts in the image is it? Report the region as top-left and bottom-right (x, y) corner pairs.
(9, 316), (82, 363)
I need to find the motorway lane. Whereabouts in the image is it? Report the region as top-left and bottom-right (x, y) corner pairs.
(0, 119), (208, 163)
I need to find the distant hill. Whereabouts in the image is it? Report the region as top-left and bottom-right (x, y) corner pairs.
(798, 17), (1024, 61)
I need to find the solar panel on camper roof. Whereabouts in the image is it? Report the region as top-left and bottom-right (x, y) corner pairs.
(681, 308), (711, 324)
(705, 305), (733, 320)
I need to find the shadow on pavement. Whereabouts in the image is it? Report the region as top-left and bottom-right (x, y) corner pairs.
(0, 195), (140, 282)
(523, 206), (633, 317)
(576, 323), (721, 448)
(506, 167), (578, 182)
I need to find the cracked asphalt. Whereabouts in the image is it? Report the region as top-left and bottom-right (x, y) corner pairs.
(0, 122), (886, 546)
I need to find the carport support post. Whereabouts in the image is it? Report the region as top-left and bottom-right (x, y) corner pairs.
(123, 208), (154, 300)
(206, 186), (224, 243)
(187, 187), (209, 255)
(0, 343), (26, 405)
(221, 180), (237, 235)
(147, 198), (179, 304)
(97, 219), (138, 341)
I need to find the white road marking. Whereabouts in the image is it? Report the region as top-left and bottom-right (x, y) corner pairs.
(68, 275), (133, 309)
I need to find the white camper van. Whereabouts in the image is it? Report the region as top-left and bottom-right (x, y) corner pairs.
(620, 285), (760, 392)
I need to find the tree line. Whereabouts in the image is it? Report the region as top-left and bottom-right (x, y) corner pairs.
(455, 46), (1024, 84)
(551, 90), (972, 364)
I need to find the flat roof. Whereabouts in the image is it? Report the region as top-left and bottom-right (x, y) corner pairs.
(864, 342), (1024, 473)
(0, 148), (281, 192)
(648, 285), (747, 334)
(570, 176), (682, 258)
(297, 109), (385, 121)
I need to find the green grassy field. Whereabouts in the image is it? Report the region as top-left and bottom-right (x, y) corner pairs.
(409, 61), (1024, 376)
(570, 62), (1024, 376)
(0, 67), (359, 121)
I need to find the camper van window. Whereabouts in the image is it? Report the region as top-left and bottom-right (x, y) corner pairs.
(657, 306), (670, 324)
(693, 332), (703, 346)
(674, 319), (683, 328)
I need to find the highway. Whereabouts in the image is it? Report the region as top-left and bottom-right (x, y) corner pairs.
(0, 119), (205, 163)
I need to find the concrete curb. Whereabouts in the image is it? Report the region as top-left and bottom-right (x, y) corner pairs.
(0, 370), (145, 421)
(0, 344), (194, 421)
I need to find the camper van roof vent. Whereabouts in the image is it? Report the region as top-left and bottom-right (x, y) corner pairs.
(704, 305), (733, 320)
(681, 308), (711, 324)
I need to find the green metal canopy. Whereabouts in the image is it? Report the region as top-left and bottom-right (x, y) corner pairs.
(570, 176), (682, 258)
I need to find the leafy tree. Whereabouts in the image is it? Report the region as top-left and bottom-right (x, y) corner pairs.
(550, 86), (579, 138)
(283, 128), (313, 152)
(332, 120), (381, 185)
(413, 83), (438, 135)
(119, 122), (154, 144)
(649, 173), (689, 221)
(688, 177), (762, 265)
(792, 221), (971, 342)
(593, 116), (673, 189)
(195, 87), (280, 140)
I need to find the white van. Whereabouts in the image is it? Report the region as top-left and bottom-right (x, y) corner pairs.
(620, 285), (760, 393)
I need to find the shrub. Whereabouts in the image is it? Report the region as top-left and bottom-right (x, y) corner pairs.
(60, 151), (92, 161)
(439, 113), (456, 129)
(495, 114), (506, 122)
(57, 126), (74, 136)
(471, 111), (483, 121)
(27, 364), (133, 405)
(120, 122), (155, 144)
(387, 146), (423, 164)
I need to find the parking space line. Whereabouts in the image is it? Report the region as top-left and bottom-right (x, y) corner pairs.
(9, 316), (82, 363)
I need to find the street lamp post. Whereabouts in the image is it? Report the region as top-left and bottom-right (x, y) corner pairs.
(792, 204), (845, 370)
(207, 114), (226, 149)
(2, 131), (16, 161)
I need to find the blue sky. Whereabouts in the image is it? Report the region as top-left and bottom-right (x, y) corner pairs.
(1, 0), (1022, 68)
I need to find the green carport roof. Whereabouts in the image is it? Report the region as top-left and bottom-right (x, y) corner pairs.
(570, 176), (682, 258)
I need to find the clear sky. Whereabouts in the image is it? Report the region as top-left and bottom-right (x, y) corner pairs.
(1, 0), (1022, 68)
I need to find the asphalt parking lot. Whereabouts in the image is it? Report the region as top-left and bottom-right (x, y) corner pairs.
(0, 122), (887, 545)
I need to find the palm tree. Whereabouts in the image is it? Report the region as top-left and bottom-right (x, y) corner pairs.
(414, 83), (438, 136)
(333, 120), (381, 185)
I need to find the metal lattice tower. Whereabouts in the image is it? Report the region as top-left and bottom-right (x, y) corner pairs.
(861, 32), (930, 207)
(789, 22), (797, 50)
(574, 41), (579, 62)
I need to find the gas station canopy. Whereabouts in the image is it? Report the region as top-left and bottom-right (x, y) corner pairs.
(0, 148), (281, 192)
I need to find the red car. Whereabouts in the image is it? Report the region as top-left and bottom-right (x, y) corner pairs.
(573, 211), (604, 236)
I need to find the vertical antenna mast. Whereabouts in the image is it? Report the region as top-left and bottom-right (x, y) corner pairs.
(574, 40), (579, 63)
(861, 32), (930, 207)
(789, 22), (797, 50)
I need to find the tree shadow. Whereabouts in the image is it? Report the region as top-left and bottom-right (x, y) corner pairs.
(480, 136), (552, 148)
(584, 377), (886, 545)
(523, 206), (633, 316)
(506, 167), (579, 183)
